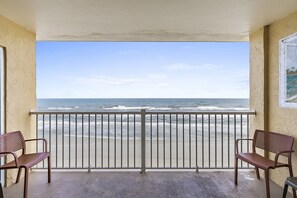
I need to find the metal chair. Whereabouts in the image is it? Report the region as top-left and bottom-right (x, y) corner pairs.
(0, 182), (3, 198)
(0, 131), (51, 198)
(283, 177), (297, 198)
(235, 130), (295, 198)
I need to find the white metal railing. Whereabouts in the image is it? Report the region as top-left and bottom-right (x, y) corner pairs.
(29, 110), (256, 171)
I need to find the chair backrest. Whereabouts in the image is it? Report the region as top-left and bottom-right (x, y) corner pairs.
(0, 131), (25, 154)
(253, 129), (294, 157)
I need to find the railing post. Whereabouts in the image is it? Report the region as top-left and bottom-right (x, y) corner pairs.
(141, 109), (146, 173)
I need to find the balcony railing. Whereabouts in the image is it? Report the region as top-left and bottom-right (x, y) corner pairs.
(29, 110), (256, 171)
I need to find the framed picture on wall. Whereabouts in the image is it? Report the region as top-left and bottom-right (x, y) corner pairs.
(279, 33), (297, 108)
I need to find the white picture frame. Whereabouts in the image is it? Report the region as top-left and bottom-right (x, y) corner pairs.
(279, 32), (297, 108)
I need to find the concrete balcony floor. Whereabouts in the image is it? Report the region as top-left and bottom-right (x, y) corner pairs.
(3, 170), (292, 198)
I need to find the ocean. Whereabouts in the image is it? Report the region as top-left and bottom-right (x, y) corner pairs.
(35, 98), (250, 139)
(35, 98), (251, 168)
(37, 98), (249, 111)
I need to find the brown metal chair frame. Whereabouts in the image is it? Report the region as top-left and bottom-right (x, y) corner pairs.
(0, 131), (51, 198)
(234, 129), (295, 198)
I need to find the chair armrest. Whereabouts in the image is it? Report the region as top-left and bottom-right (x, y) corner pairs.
(0, 151), (19, 167)
(25, 138), (48, 152)
(274, 150), (294, 167)
(235, 139), (253, 153)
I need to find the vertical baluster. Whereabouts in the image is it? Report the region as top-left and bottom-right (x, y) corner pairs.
(140, 110), (146, 173)
(195, 114), (198, 169)
(101, 114), (103, 168)
(69, 114), (71, 168)
(55, 114), (58, 168)
(36, 114), (39, 168)
(62, 114), (64, 168)
(134, 114), (136, 168)
(189, 114), (191, 168)
(150, 114), (153, 168)
(157, 114), (159, 168)
(121, 114), (123, 168)
(202, 114), (204, 168)
(88, 114), (91, 170)
(95, 114), (97, 168)
(228, 114), (230, 168)
(108, 114), (110, 168)
(215, 114), (217, 168)
(182, 114), (185, 168)
(176, 114), (178, 167)
(43, 114), (45, 167)
(221, 114), (223, 168)
(234, 114), (236, 168)
(114, 114), (116, 167)
(49, 114), (52, 154)
(240, 114), (243, 167)
(75, 114), (77, 168)
(82, 114), (84, 168)
(169, 114), (172, 168)
(163, 114), (165, 168)
(208, 114), (210, 167)
(247, 114), (250, 168)
(127, 114), (129, 167)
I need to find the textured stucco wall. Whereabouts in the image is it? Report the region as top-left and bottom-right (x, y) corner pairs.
(250, 28), (266, 134)
(250, 11), (297, 187)
(0, 15), (36, 186)
(267, 10), (297, 186)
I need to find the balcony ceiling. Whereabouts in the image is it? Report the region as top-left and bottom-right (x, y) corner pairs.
(0, 0), (297, 41)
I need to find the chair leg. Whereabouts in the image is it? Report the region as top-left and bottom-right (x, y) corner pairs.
(48, 156), (51, 183)
(0, 182), (3, 198)
(23, 168), (29, 198)
(234, 157), (238, 185)
(264, 170), (270, 198)
(288, 166), (296, 198)
(16, 168), (22, 183)
(255, 167), (260, 179)
(283, 183), (289, 198)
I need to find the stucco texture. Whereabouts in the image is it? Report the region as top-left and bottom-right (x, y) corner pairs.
(267, 11), (297, 186)
(0, 15), (36, 186)
(250, 11), (297, 187)
(250, 28), (266, 134)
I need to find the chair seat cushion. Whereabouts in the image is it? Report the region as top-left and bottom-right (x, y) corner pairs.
(236, 153), (286, 170)
(0, 152), (49, 169)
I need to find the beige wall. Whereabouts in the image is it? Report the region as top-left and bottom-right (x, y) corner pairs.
(250, 11), (297, 186)
(250, 28), (266, 134)
(0, 15), (36, 186)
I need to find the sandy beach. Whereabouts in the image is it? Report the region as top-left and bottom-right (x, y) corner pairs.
(35, 134), (250, 169)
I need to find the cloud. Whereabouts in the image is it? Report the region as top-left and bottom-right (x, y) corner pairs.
(164, 63), (193, 71)
(77, 75), (141, 85)
(147, 73), (167, 79)
(164, 63), (223, 71)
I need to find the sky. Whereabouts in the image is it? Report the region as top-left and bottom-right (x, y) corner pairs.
(36, 42), (249, 99)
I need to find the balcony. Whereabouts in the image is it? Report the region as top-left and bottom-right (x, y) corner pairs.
(6, 110), (290, 198)
(1, 1), (297, 197)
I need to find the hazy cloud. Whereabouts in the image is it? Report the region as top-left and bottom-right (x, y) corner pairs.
(77, 75), (141, 85)
(165, 63), (193, 71)
(147, 73), (167, 79)
(164, 63), (223, 71)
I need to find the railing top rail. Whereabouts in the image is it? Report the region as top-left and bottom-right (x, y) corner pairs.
(145, 110), (256, 115)
(29, 110), (256, 115)
(29, 110), (142, 115)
